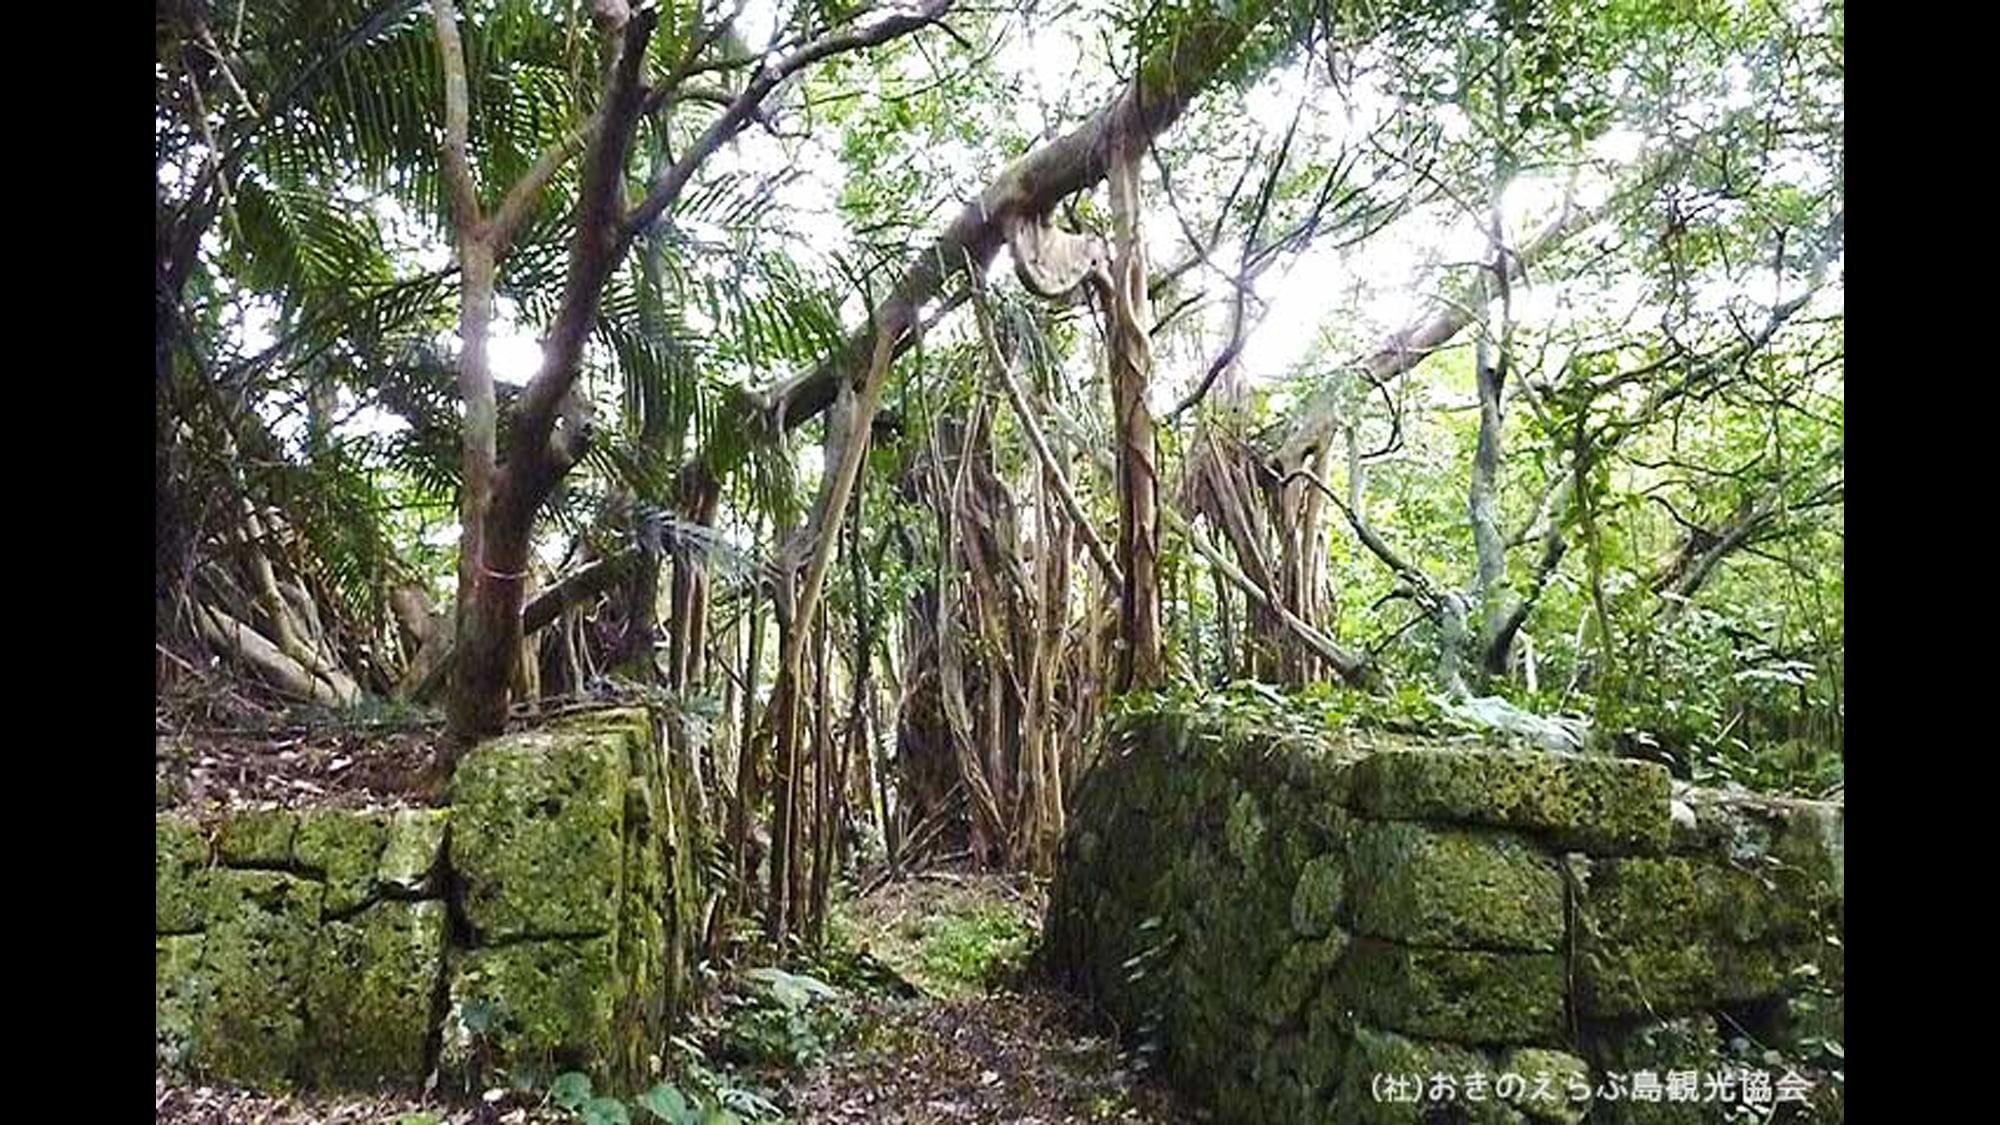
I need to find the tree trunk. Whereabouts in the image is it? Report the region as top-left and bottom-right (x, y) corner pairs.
(1104, 137), (1163, 692)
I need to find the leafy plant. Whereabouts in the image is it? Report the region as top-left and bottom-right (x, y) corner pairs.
(718, 967), (852, 1069)
(546, 1071), (750, 1125)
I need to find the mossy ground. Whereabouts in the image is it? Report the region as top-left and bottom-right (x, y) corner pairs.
(825, 872), (1040, 1001)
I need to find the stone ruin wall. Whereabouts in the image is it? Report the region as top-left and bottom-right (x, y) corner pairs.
(1041, 704), (1844, 1124)
(155, 708), (706, 1095)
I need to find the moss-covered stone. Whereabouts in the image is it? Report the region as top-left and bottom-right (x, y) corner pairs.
(612, 775), (669, 1086)
(1496, 1048), (1592, 1124)
(192, 870), (324, 1089)
(1290, 853), (1348, 936)
(1576, 857), (1795, 1017)
(1225, 791), (1268, 866)
(1330, 1026), (1521, 1124)
(293, 808), (389, 917)
(1350, 747), (1671, 854)
(1348, 821), (1565, 951)
(157, 815), (211, 934)
(443, 936), (619, 1092)
(304, 899), (447, 1086)
(216, 807), (300, 866)
(378, 807), (451, 895)
(1256, 930), (1351, 1025)
(156, 933), (209, 1072)
(1336, 938), (1566, 1044)
(451, 726), (627, 941)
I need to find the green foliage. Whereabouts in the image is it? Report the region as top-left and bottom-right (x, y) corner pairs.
(910, 900), (1038, 996)
(717, 968), (852, 1070)
(544, 1070), (752, 1125)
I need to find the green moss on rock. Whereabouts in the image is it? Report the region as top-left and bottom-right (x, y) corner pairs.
(612, 775), (669, 1085)
(1577, 857), (1796, 1018)
(157, 815), (211, 934)
(1225, 792), (1267, 866)
(1256, 930), (1351, 1024)
(1336, 938), (1566, 1044)
(216, 807), (300, 866)
(156, 933), (209, 1072)
(450, 726), (627, 941)
(304, 900), (447, 1086)
(1348, 821), (1565, 951)
(192, 870), (324, 1089)
(378, 808), (451, 895)
(1496, 1048), (1592, 1124)
(1290, 852), (1348, 936)
(443, 936), (619, 1092)
(293, 808), (389, 916)
(1330, 1026), (1522, 1124)
(1350, 747), (1670, 854)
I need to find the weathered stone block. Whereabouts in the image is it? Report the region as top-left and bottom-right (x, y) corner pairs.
(1350, 747), (1671, 854)
(1256, 930), (1351, 1025)
(1290, 852), (1348, 937)
(1336, 938), (1566, 1044)
(293, 808), (389, 916)
(378, 807), (451, 895)
(451, 726), (627, 941)
(1348, 821), (1565, 951)
(216, 807), (300, 866)
(444, 936), (619, 1091)
(157, 815), (211, 934)
(305, 899), (447, 1086)
(191, 870), (324, 1089)
(1576, 857), (1797, 1017)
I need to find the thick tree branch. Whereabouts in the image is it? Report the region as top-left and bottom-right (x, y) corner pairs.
(685, 0), (1285, 493)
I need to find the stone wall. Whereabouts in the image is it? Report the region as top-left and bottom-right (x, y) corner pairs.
(155, 708), (706, 1095)
(1042, 704), (1844, 1124)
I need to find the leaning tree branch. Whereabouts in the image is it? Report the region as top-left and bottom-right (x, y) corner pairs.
(1266, 146), (1691, 476)
(681, 0), (1288, 495)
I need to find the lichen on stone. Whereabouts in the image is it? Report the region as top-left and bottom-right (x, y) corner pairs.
(192, 870), (324, 1089)
(1350, 746), (1671, 855)
(1348, 820), (1566, 951)
(377, 807), (450, 896)
(304, 899), (447, 1086)
(157, 815), (211, 934)
(450, 726), (628, 941)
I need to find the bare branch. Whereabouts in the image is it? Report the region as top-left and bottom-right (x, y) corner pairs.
(623, 1), (954, 247)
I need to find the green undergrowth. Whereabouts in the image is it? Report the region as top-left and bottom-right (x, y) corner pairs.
(1111, 680), (1481, 745)
(827, 874), (1041, 1000)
